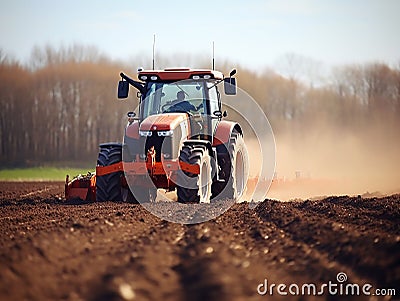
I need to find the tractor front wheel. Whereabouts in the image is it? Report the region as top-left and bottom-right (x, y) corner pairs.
(177, 144), (212, 203)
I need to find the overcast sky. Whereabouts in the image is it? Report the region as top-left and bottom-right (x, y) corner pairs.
(1, 0), (399, 71)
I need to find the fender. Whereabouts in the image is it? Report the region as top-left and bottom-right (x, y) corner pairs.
(213, 120), (243, 146)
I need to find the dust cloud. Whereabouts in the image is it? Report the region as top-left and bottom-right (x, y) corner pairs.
(246, 122), (400, 201)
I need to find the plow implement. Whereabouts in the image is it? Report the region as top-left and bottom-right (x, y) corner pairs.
(65, 155), (201, 202)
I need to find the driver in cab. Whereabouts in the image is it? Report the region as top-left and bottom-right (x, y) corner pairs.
(165, 91), (200, 113)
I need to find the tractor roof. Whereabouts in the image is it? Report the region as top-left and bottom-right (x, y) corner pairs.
(138, 68), (224, 81)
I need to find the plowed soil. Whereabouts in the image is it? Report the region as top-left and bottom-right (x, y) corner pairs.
(0, 182), (399, 300)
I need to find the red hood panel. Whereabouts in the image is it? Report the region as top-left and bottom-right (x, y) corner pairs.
(140, 113), (189, 131)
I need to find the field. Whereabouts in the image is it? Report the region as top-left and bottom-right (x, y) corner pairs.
(0, 167), (92, 182)
(0, 182), (399, 300)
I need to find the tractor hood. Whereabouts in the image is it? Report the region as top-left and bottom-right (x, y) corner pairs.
(140, 113), (189, 131)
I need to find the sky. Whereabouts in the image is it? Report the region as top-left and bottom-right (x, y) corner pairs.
(0, 0), (399, 71)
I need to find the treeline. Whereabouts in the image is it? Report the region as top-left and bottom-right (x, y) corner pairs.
(0, 46), (399, 166)
(0, 45), (133, 166)
(236, 62), (400, 135)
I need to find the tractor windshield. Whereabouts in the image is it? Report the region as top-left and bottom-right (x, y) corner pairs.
(141, 80), (207, 120)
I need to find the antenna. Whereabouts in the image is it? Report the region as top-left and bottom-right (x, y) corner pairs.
(152, 34), (156, 70)
(212, 41), (215, 70)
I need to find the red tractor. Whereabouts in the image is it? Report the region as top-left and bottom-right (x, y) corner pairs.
(65, 67), (248, 203)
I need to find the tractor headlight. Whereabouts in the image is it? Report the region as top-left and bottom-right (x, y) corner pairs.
(157, 130), (173, 137)
(139, 131), (152, 137)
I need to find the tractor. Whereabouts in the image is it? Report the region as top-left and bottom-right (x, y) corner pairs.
(65, 67), (248, 203)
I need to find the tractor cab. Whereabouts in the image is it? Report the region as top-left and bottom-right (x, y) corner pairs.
(119, 68), (235, 141)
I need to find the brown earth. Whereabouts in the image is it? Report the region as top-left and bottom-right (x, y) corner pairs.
(0, 181), (399, 301)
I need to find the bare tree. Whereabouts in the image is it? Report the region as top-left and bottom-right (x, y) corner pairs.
(1, 45), (399, 167)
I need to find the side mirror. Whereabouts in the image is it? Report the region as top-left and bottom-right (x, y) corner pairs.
(224, 77), (236, 95)
(127, 111), (136, 123)
(213, 110), (228, 118)
(118, 80), (129, 99)
(213, 110), (222, 118)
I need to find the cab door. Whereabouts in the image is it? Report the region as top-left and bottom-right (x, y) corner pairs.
(207, 84), (220, 137)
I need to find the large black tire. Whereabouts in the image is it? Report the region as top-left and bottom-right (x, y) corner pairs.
(96, 143), (122, 201)
(177, 144), (212, 203)
(212, 133), (248, 201)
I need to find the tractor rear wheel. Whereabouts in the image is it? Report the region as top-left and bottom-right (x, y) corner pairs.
(212, 133), (248, 201)
(177, 144), (212, 203)
(96, 143), (122, 201)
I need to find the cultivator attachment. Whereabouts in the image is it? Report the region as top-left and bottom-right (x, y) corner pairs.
(65, 173), (96, 202)
(64, 157), (201, 202)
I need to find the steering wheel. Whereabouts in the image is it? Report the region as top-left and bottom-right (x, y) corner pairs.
(162, 101), (178, 112)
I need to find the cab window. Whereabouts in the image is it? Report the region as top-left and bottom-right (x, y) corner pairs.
(207, 83), (219, 116)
